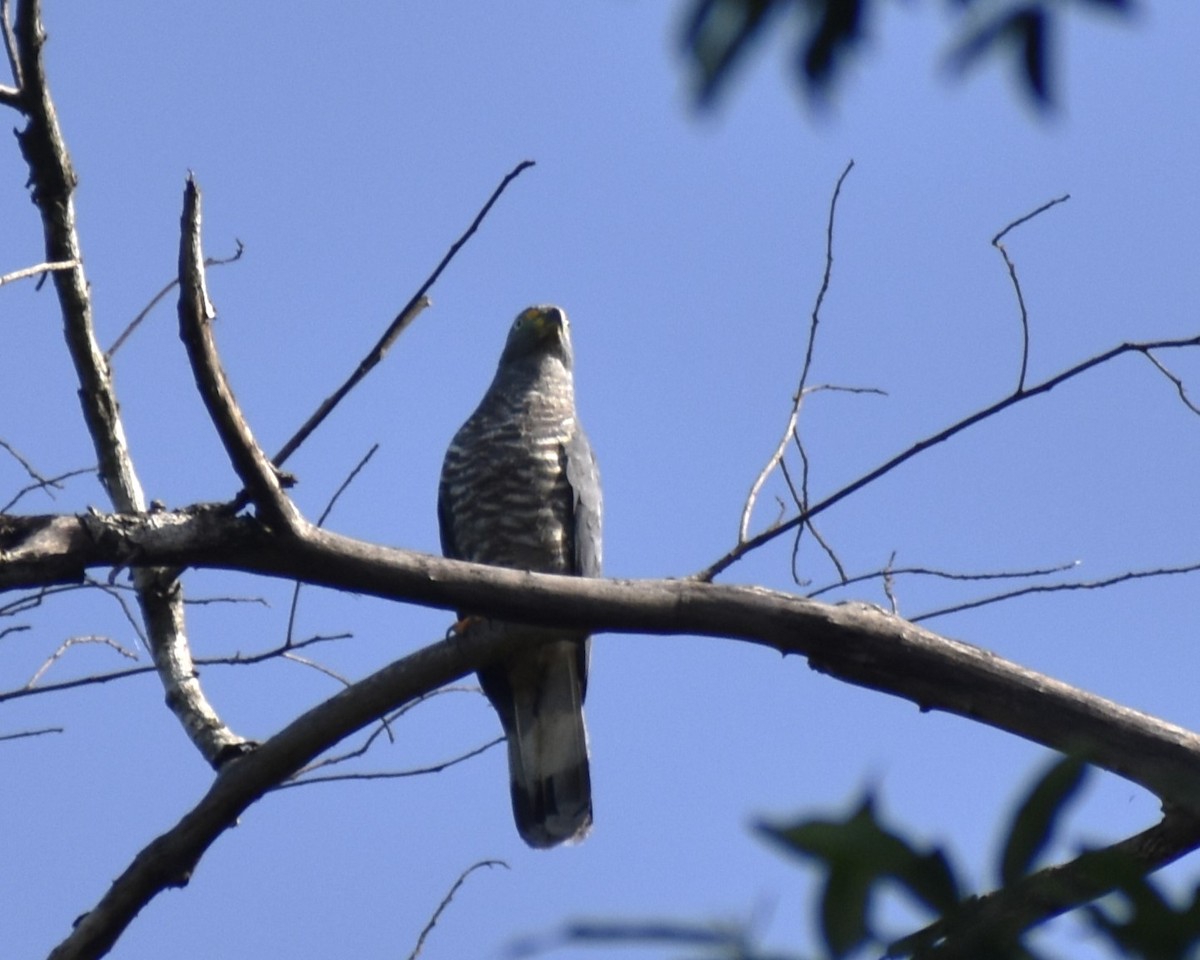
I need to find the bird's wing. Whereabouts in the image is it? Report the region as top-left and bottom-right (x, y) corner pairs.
(436, 471), (461, 561)
(564, 425), (602, 579)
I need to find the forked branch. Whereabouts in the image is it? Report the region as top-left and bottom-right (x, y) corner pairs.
(177, 176), (302, 534)
(699, 332), (1200, 581)
(7, 0), (247, 765)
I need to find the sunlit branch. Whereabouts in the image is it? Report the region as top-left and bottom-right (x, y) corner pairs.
(738, 160), (854, 544)
(11, 0), (247, 764)
(0, 257), (76, 286)
(26, 634), (138, 688)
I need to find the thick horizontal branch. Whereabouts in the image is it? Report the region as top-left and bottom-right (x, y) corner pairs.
(5, 506), (1200, 816)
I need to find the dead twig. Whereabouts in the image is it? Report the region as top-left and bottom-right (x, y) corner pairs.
(1141, 349), (1200, 416)
(991, 193), (1070, 392)
(106, 240), (243, 359)
(285, 444), (379, 648)
(294, 686), (482, 773)
(177, 175), (301, 535)
(0, 258), (77, 287)
(739, 160), (854, 544)
(789, 425), (847, 583)
(698, 331), (1200, 581)
(12, 0), (248, 764)
(271, 159), (535, 470)
(278, 736), (503, 791)
(0, 631), (352, 704)
(406, 860), (508, 960)
(0, 0), (19, 96)
(806, 557), (1079, 600)
(913, 560), (1200, 622)
(0, 437), (48, 483)
(280, 650), (351, 686)
(26, 634), (139, 688)
(0, 725), (63, 741)
(1, 465), (93, 513)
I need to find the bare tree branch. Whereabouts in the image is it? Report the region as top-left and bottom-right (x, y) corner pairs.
(406, 860), (508, 960)
(1142, 348), (1200, 416)
(0, 257), (76, 286)
(105, 240), (243, 359)
(270, 159), (535, 470)
(698, 331), (1200, 581)
(26, 633), (138, 688)
(292, 685), (481, 774)
(0, 631), (351, 706)
(43, 621), (531, 960)
(280, 649), (351, 686)
(7, 507), (1200, 823)
(888, 808), (1200, 959)
(0, 0), (19, 96)
(1, 466), (94, 513)
(991, 194), (1070, 392)
(913, 560), (1200, 622)
(739, 160), (854, 544)
(0, 436), (50, 483)
(286, 444), (379, 647)
(279, 736), (503, 790)
(0, 725), (62, 741)
(8, 0), (248, 766)
(177, 175), (302, 535)
(807, 558), (1080, 600)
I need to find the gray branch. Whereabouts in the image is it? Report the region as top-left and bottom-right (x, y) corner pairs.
(7, 0), (247, 765)
(5, 507), (1200, 816)
(15, 507), (1200, 958)
(176, 176), (301, 534)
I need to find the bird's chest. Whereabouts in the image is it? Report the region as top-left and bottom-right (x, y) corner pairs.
(443, 396), (576, 573)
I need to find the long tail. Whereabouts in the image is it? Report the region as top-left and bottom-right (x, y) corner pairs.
(499, 641), (592, 848)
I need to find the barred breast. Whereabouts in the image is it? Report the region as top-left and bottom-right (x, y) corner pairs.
(440, 355), (578, 574)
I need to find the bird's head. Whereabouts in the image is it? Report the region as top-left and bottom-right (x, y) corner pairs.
(499, 305), (574, 369)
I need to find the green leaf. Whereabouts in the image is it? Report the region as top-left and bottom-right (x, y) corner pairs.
(1087, 876), (1200, 959)
(681, 0), (783, 104)
(1017, 8), (1050, 105)
(947, 4), (1054, 107)
(799, 0), (865, 92)
(758, 792), (962, 957)
(999, 755), (1089, 886)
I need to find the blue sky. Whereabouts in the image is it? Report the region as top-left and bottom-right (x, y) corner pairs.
(2, 2), (1199, 958)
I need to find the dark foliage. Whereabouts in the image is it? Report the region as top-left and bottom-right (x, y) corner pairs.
(680, 0), (1135, 108)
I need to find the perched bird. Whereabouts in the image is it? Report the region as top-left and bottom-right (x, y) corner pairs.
(438, 305), (602, 848)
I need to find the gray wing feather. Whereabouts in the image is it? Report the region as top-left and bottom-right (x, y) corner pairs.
(564, 426), (602, 578)
(436, 485), (459, 560)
